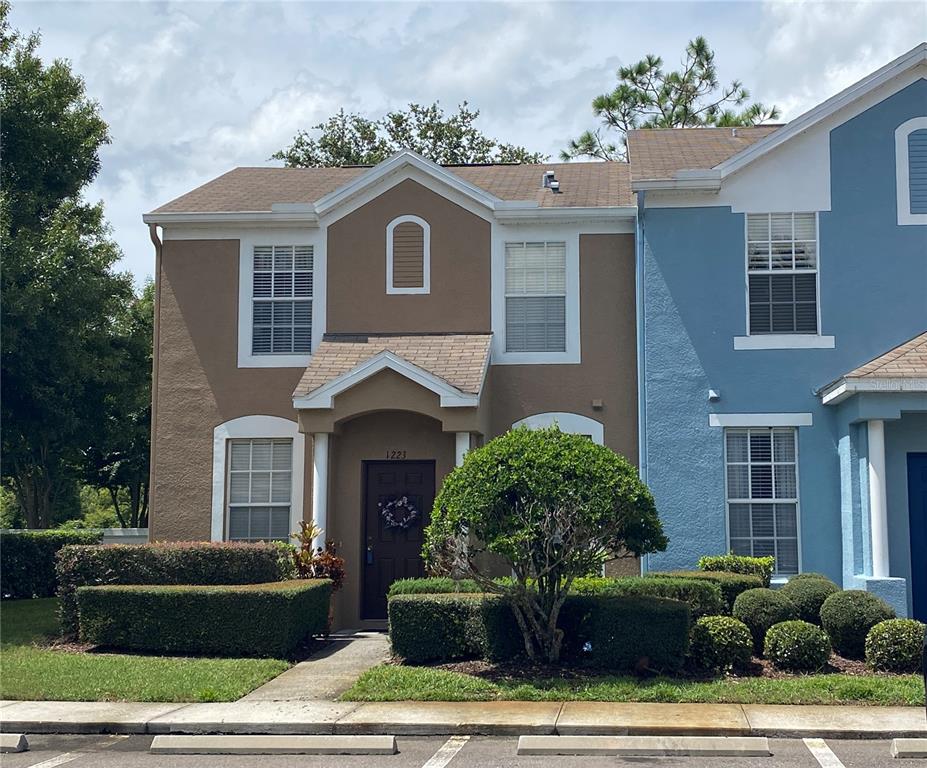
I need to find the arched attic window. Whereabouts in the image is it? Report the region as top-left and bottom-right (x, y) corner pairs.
(386, 215), (430, 294)
(896, 117), (927, 225)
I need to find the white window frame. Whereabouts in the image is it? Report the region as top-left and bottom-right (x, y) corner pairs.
(734, 212), (835, 350)
(491, 224), (580, 364)
(386, 215), (430, 294)
(211, 415), (304, 542)
(238, 228), (326, 368)
(513, 412), (604, 445)
(722, 426), (802, 576)
(226, 437), (294, 542)
(896, 116), (927, 226)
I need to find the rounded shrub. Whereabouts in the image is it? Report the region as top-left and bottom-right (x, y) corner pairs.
(819, 590), (895, 659)
(764, 620), (832, 672)
(789, 572), (838, 588)
(865, 619), (926, 673)
(779, 577), (840, 624)
(688, 615), (753, 671)
(732, 588), (798, 654)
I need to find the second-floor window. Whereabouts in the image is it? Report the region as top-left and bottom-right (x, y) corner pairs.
(746, 213), (818, 335)
(504, 241), (566, 353)
(252, 245), (313, 355)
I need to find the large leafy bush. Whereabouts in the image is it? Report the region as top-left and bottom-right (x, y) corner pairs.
(649, 571), (763, 613)
(1, 529), (101, 599)
(819, 590), (895, 659)
(779, 577), (839, 624)
(56, 541), (290, 636)
(764, 620), (832, 672)
(425, 426), (665, 662)
(77, 579), (331, 657)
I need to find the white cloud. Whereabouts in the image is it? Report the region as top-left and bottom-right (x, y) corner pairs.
(10, 0), (925, 284)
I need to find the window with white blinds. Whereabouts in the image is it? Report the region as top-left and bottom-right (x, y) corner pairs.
(504, 241), (566, 353)
(252, 245), (313, 355)
(725, 427), (799, 575)
(746, 213), (818, 335)
(227, 438), (293, 542)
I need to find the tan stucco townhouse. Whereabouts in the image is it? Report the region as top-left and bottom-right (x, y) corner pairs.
(143, 151), (641, 628)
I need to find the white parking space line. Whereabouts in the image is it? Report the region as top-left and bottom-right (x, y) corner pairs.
(24, 735), (128, 768)
(421, 735), (470, 768)
(803, 738), (846, 768)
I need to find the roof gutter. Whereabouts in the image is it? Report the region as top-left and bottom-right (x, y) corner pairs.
(632, 169), (722, 193)
(142, 209), (320, 227)
(492, 205), (637, 223)
(819, 377), (927, 405)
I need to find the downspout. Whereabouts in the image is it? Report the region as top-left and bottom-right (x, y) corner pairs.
(635, 190), (648, 573)
(147, 223), (163, 537)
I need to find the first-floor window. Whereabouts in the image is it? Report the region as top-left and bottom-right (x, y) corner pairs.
(725, 427), (799, 574)
(227, 438), (292, 542)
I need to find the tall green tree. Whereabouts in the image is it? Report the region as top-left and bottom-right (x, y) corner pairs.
(563, 37), (779, 161)
(1, 2), (136, 528)
(273, 101), (546, 167)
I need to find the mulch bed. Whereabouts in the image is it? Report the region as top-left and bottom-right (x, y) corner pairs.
(409, 652), (886, 683)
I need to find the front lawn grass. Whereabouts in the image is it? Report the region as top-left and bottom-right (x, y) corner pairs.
(343, 664), (926, 706)
(0, 598), (289, 702)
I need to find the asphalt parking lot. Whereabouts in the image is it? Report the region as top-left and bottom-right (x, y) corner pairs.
(2, 734), (926, 768)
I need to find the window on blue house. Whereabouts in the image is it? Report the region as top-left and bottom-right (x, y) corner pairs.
(725, 427), (799, 575)
(908, 129), (927, 215)
(746, 213), (818, 335)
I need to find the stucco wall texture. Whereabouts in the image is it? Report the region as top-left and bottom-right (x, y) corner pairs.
(641, 79), (927, 585)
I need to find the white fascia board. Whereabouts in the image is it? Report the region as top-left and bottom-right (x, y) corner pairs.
(631, 174), (721, 193)
(709, 412), (814, 427)
(142, 210), (319, 227)
(717, 43), (927, 178)
(821, 377), (927, 405)
(493, 206), (637, 223)
(313, 150), (502, 217)
(292, 350), (480, 410)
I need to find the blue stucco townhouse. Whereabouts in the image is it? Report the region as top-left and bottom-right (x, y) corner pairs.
(629, 44), (927, 619)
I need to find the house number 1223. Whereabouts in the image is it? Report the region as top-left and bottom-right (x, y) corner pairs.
(385, 450), (407, 459)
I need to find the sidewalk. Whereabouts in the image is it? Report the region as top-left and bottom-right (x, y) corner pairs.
(1, 700), (924, 739)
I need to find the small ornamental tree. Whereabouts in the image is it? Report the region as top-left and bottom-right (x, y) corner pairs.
(424, 426), (667, 663)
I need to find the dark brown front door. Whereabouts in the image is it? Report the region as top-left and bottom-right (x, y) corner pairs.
(362, 460), (435, 620)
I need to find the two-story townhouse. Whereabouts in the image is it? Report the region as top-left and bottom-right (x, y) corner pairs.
(630, 44), (927, 619)
(143, 155), (641, 628)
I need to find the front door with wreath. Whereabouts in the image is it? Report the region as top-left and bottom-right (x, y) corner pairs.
(362, 460), (435, 619)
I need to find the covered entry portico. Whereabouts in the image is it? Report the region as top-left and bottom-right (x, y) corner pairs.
(292, 333), (491, 629)
(822, 331), (927, 619)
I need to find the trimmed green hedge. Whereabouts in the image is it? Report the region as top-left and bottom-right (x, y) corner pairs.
(572, 576), (724, 619)
(77, 579), (330, 657)
(779, 577), (839, 624)
(388, 593), (486, 662)
(764, 620), (831, 671)
(388, 578), (482, 596)
(820, 590), (895, 660)
(1, 530), (103, 599)
(865, 619), (926, 673)
(688, 615), (753, 671)
(57, 542), (291, 636)
(697, 555), (775, 588)
(387, 592), (690, 672)
(649, 571), (763, 613)
(732, 588), (799, 654)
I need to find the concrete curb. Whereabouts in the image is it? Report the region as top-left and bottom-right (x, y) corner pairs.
(891, 738), (927, 758)
(516, 735), (771, 756)
(1, 700), (925, 739)
(150, 734), (397, 755)
(0, 733), (28, 753)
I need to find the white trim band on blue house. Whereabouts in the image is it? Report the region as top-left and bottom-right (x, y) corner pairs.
(708, 413), (814, 428)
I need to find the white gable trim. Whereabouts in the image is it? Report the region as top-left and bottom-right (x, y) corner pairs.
(314, 150), (502, 223)
(513, 412), (604, 445)
(718, 44), (926, 178)
(896, 116), (927, 225)
(292, 350), (480, 410)
(821, 377), (927, 405)
(211, 415), (304, 542)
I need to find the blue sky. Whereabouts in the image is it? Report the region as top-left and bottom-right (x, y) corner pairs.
(11, 0), (924, 285)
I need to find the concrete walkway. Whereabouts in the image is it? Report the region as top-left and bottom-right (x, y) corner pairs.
(241, 631), (390, 702)
(1, 700), (924, 738)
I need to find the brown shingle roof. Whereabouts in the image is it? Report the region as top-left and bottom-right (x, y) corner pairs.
(627, 125), (782, 181)
(152, 162), (631, 214)
(844, 332), (927, 379)
(293, 333), (492, 399)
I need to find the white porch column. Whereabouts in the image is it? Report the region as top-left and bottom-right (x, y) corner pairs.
(868, 419), (890, 578)
(311, 433), (330, 551)
(455, 432), (470, 467)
